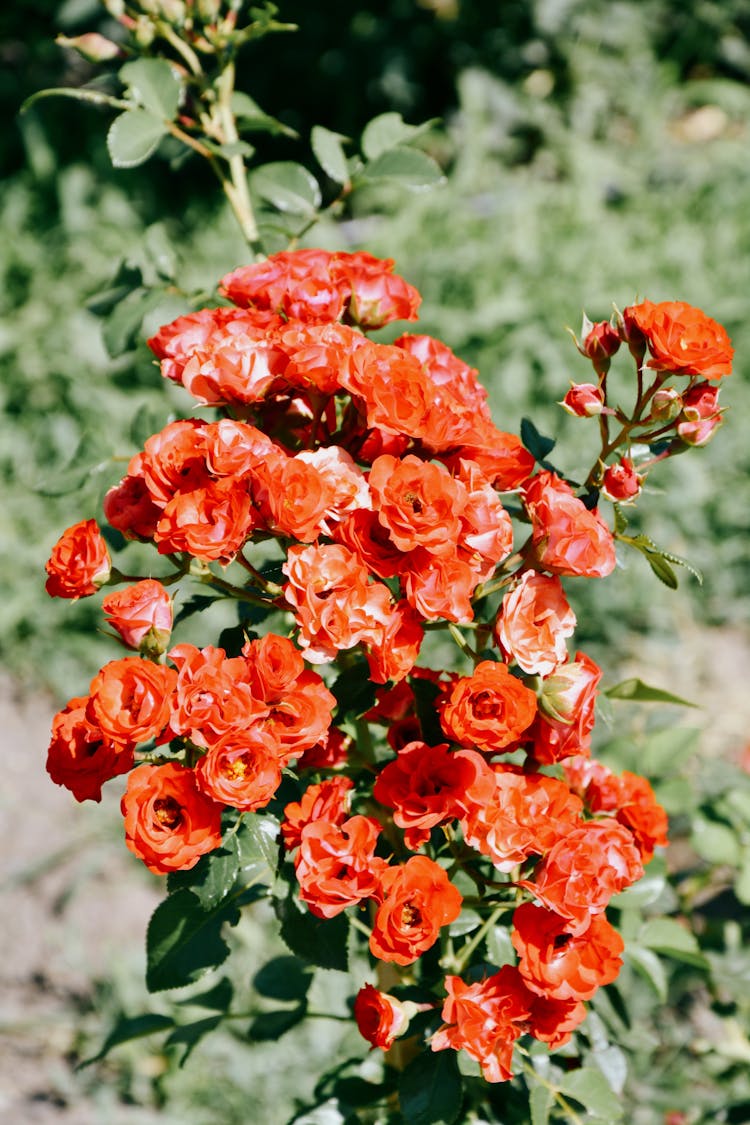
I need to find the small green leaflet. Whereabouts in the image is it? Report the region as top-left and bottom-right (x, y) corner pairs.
(78, 1012), (174, 1068)
(604, 677), (698, 708)
(361, 146), (445, 191)
(107, 109), (168, 169)
(251, 161), (322, 215)
(361, 112), (439, 160)
(146, 888), (241, 993)
(398, 1049), (463, 1125)
(119, 58), (181, 120)
(311, 125), (350, 185)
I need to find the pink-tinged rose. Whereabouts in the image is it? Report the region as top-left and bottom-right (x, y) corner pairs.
(561, 383), (606, 417)
(601, 456), (643, 502)
(533, 651), (602, 763)
(45, 519), (111, 599)
(523, 471), (616, 579)
(102, 579), (173, 653)
(496, 572), (576, 677)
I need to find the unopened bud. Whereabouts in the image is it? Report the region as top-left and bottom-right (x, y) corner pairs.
(538, 657), (600, 724)
(681, 382), (720, 422)
(132, 15), (157, 46)
(618, 304), (648, 362)
(197, 0), (222, 19)
(651, 386), (683, 422)
(582, 318), (621, 374)
(601, 456), (643, 502)
(56, 33), (123, 61)
(676, 413), (723, 447)
(102, 0), (126, 17)
(560, 382), (606, 417)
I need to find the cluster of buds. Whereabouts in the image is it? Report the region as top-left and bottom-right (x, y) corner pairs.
(44, 251), (731, 1085)
(563, 300), (732, 500)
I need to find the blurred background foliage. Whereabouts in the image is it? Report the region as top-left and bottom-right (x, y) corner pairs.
(4, 1), (750, 1122)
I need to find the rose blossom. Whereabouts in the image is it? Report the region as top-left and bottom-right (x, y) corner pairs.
(102, 579), (173, 652)
(496, 572), (576, 676)
(45, 519), (111, 599)
(523, 471), (616, 579)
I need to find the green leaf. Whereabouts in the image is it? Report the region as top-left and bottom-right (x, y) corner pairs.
(622, 534), (703, 588)
(612, 504), (628, 536)
(177, 976), (234, 1012)
(604, 677), (698, 708)
(691, 816), (742, 866)
(487, 923), (516, 968)
(311, 125), (350, 184)
(146, 888), (240, 993)
(520, 417), (557, 462)
(274, 892), (349, 971)
(101, 286), (165, 356)
(167, 837), (241, 909)
(638, 918), (707, 967)
(559, 1068), (624, 1118)
(735, 848), (750, 905)
(119, 58), (181, 119)
(129, 402), (166, 449)
(78, 1013), (174, 1067)
(231, 90), (299, 137)
(236, 812), (281, 885)
(638, 726), (700, 777)
(625, 945), (667, 1001)
(610, 854), (667, 909)
(529, 1083), (553, 1125)
(107, 109), (168, 169)
(331, 659), (378, 723)
(85, 261), (143, 316)
(448, 908), (482, 937)
(361, 112), (437, 160)
(248, 1004), (307, 1041)
(251, 161), (322, 215)
(253, 955), (314, 1002)
(399, 1049), (463, 1125)
(165, 1014), (221, 1065)
(361, 146), (445, 191)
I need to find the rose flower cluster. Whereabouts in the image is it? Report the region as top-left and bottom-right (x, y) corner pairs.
(44, 249), (731, 1084)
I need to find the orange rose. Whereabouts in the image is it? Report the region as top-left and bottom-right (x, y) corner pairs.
(195, 726), (282, 811)
(370, 855), (462, 966)
(511, 901), (624, 1001)
(624, 299), (733, 380)
(431, 966), (532, 1083)
(439, 661), (537, 753)
(523, 471), (616, 579)
(121, 762), (223, 874)
(88, 658), (177, 745)
(521, 820), (644, 935)
(45, 518), (110, 599)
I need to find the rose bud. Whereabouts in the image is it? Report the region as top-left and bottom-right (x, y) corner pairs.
(560, 382), (606, 417)
(676, 382), (723, 446)
(581, 318), (621, 375)
(56, 33), (123, 61)
(601, 456), (643, 502)
(102, 579), (173, 655)
(354, 985), (412, 1051)
(650, 386), (683, 422)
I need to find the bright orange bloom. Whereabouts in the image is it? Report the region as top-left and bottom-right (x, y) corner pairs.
(102, 579), (172, 651)
(439, 661), (537, 753)
(370, 855), (462, 966)
(87, 658), (177, 746)
(512, 901), (624, 1001)
(295, 815), (387, 919)
(45, 519), (110, 599)
(524, 471), (616, 579)
(624, 299), (733, 380)
(121, 762), (223, 874)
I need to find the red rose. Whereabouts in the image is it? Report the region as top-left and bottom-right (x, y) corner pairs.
(354, 984), (411, 1050)
(47, 695), (133, 803)
(88, 658), (177, 746)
